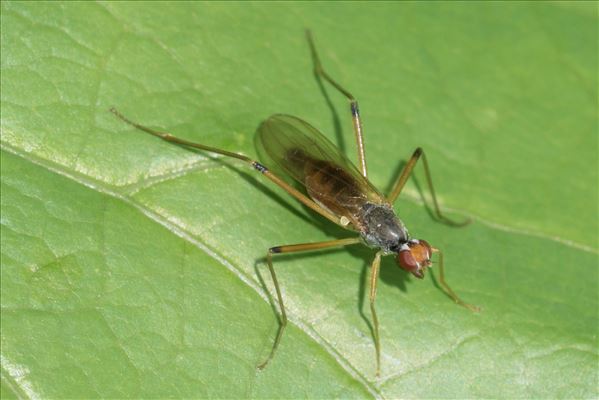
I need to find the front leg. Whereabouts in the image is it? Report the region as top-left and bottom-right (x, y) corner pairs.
(432, 247), (480, 312)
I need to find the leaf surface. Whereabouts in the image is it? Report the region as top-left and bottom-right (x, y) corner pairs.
(2, 2), (597, 398)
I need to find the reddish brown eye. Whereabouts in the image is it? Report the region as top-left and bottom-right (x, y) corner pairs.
(397, 250), (417, 272)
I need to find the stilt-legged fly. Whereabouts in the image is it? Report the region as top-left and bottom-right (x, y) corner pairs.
(110, 31), (479, 377)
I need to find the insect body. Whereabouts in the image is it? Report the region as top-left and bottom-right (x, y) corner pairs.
(259, 115), (410, 255)
(111, 31), (478, 377)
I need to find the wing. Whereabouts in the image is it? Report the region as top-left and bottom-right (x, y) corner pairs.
(256, 114), (387, 228)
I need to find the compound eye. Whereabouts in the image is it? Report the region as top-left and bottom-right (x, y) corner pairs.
(397, 250), (418, 273)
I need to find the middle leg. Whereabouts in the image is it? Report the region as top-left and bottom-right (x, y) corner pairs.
(257, 237), (362, 369)
(368, 250), (383, 377)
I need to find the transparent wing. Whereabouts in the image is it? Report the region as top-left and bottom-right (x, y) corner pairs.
(256, 114), (387, 225)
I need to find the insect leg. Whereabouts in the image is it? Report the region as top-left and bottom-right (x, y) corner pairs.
(369, 250), (383, 377)
(387, 147), (470, 226)
(110, 108), (343, 227)
(306, 30), (368, 178)
(432, 247), (480, 312)
(257, 237), (362, 370)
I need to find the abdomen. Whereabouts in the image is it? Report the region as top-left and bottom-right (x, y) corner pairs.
(290, 149), (369, 228)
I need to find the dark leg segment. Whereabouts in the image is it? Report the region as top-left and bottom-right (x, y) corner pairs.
(257, 237), (362, 370)
(306, 31), (368, 178)
(387, 147), (470, 226)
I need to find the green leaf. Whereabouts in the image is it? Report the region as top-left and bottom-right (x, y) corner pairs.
(2, 2), (597, 398)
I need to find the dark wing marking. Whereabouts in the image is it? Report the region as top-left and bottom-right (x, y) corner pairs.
(256, 114), (387, 228)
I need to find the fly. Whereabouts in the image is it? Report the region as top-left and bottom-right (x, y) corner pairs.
(110, 31), (479, 377)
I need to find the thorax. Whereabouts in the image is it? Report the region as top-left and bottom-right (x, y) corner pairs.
(359, 203), (408, 253)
